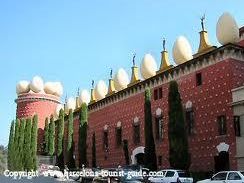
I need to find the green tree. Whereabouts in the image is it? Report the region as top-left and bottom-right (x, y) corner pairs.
(44, 117), (49, 154)
(18, 119), (26, 170)
(31, 115), (38, 170)
(144, 88), (157, 171)
(168, 80), (191, 169)
(56, 109), (64, 170)
(67, 109), (75, 169)
(24, 118), (33, 171)
(122, 139), (129, 165)
(48, 115), (55, 156)
(7, 120), (15, 171)
(79, 103), (88, 167)
(92, 132), (96, 168)
(13, 119), (20, 170)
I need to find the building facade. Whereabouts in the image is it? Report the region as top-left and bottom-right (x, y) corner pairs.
(15, 22), (244, 171)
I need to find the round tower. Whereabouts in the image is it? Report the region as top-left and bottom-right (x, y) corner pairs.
(15, 92), (61, 129)
(15, 76), (63, 154)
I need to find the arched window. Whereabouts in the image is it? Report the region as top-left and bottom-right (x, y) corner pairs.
(133, 117), (140, 144)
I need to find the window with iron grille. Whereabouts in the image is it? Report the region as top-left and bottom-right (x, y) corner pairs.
(116, 128), (122, 146)
(154, 87), (163, 100)
(186, 109), (194, 135)
(196, 72), (202, 86)
(234, 116), (241, 137)
(218, 115), (227, 135)
(133, 124), (140, 144)
(103, 131), (108, 149)
(155, 116), (163, 140)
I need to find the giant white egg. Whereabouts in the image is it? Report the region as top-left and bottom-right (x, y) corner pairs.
(79, 89), (90, 104)
(114, 68), (129, 91)
(53, 82), (63, 97)
(16, 80), (30, 95)
(140, 54), (157, 79)
(172, 36), (193, 65)
(44, 82), (55, 94)
(30, 76), (44, 93)
(67, 97), (76, 110)
(216, 12), (239, 45)
(94, 80), (108, 101)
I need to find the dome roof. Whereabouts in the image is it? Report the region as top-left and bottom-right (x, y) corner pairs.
(67, 97), (76, 110)
(54, 104), (64, 119)
(53, 82), (63, 97)
(44, 82), (55, 94)
(140, 54), (157, 79)
(79, 89), (90, 104)
(172, 36), (193, 65)
(216, 12), (239, 45)
(30, 76), (44, 93)
(114, 68), (129, 91)
(94, 80), (108, 101)
(16, 80), (30, 95)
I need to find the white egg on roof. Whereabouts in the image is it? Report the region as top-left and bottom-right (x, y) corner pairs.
(94, 80), (108, 101)
(67, 97), (76, 110)
(44, 82), (55, 94)
(114, 68), (129, 91)
(79, 89), (90, 104)
(16, 80), (30, 95)
(53, 82), (63, 97)
(140, 54), (157, 79)
(30, 76), (44, 93)
(172, 36), (193, 65)
(216, 12), (239, 45)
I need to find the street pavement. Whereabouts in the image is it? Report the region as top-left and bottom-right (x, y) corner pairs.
(0, 175), (78, 182)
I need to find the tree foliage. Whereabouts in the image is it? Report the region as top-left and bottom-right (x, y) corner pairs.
(44, 117), (49, 154)
(31, 115), (38, 170)
(23, 118), (33, 171)
(56, 109), (64, 170)
(7, 120), (15, 171)
(79, 103), (88, 167)
(144, 88), (157, 171)
(48, 115), (55, 156)
(67, 109), (75, 169)
(18, 119), (26, 170)
(13, 119), (20, 170)
(168, 80), (191, 170)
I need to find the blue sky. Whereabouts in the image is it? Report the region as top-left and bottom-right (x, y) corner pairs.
(0, 0), (243, 146)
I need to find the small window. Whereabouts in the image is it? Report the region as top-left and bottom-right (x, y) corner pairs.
(165, 171), (175, 177)
(155, 116), (163, 140)
(133, 124), (140, 144)
(186, 109), (194, 135)
(227, 172), (241, 180)
(158, 155), (162, 166)
(154, 89), (158, 100)
(103, 131), (108, 149)
(212, 172), (227, 180)
(158, 87), (162, 99)
(154, 88), (163, 100)
(218, 115), (227, 135)
(234, 116), (241, 137)
(116, 128), (122, 146)
(196, 73), (202, 86)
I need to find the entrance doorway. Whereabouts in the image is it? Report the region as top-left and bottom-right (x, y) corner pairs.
(131, 146), (145, 165)
(135, 153), (144, 165)
(214, 151), (230, 171)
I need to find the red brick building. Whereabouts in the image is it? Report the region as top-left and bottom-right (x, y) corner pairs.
(15, 20), (244, 171)
(68, 27), (244, 171)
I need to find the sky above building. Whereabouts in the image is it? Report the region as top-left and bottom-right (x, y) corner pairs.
(0, 0), (243, 146)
